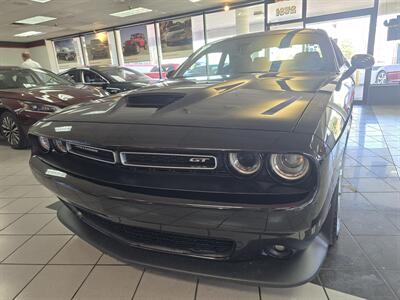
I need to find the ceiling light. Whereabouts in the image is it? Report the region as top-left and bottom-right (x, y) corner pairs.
(224, 4), (230, 11)
(110, 7), (152, 18)
(189, 0), (201, 2)
(31, 0), (52, 3)
(15, 16), (56, 25)
(14, 31), (43, 37)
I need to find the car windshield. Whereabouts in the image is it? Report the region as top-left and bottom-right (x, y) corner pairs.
(98, 67), (151, 82)
(174, 31), (336, 79)
(0, 68), (71, 89)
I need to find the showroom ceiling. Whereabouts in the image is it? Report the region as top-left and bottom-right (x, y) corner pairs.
(0, 0), (251, 42)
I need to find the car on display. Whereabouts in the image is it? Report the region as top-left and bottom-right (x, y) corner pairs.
(29, 29), (374, 286)
(123, 33), (147, 55)
(126, 63), (180, 79)
(0, 67), (107, 149)
(372, 64), (400, 84)
(57, 47), (77, 61)
(89, 39), (109, 59)
(60, 66), (152, 94)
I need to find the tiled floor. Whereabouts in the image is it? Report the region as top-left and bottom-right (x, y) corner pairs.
(0, 105), (399, 300)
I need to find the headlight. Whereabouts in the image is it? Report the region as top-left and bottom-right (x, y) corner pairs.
(38, 136), (51, 152)
(22, 101), (60, 113)
(53, 139), (67, 153)
(269, 154), (310, 181)
(228, 152), (262, 175)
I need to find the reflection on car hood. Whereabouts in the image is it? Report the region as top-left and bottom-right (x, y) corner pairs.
(0, 85), (104, 107)
(46, 73), (335, 132)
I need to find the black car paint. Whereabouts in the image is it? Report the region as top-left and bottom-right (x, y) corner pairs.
(29, 29), (354, 285)
(60, 67), (150, 95)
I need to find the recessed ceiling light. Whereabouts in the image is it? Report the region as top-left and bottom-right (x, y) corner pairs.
(189, 0), (201, 2)
(15, 16), (56, 25)
(14, 31), (43, 37)
(31, 0), (52, 3)
(110, 7), (152, 18)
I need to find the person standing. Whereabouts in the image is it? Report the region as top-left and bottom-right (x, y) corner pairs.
(21, 51), (42, 69)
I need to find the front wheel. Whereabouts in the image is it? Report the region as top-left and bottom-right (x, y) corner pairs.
(376, 70), (387, 84)
(0, 111), (29, 149)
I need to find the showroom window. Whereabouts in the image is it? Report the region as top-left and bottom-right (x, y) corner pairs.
(306, 0), (374, 17)
(372, 0), (400, 85)
(81, 31), (115, 66)
(115, 24), (160, 78)
(156, 15), (205, 78)
(205, 4), (265, 43)
(53, 37), (84, 72)
(307, 17), (371, 101)
(367, 0), (400, 103)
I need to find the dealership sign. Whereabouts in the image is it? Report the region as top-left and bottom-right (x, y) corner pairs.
(268, 0), (302, 24)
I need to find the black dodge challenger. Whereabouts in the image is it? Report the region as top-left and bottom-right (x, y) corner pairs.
(29, 29), (373, 286)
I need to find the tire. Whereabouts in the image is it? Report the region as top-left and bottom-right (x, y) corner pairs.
(132, 43), (140, 55)
(376, 70), (387, 85)
(325, 176), (341, 247)
(0, 111), (29, 149)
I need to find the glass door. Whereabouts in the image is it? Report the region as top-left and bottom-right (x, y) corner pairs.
(307, 16), (371, 101)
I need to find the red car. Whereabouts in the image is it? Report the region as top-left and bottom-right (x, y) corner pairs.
(123, 33), (147, 55)
(126, 63), (179, 79)
(0, 67), (107, 149)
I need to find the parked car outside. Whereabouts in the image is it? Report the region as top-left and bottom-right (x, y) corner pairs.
(29, 29), (374, 286)
(60, 66), (152, 94)
(371, 64), (400, 84)
(0, 67), (107, 149)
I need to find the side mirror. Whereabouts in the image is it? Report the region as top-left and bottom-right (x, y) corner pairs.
(351, 54), (375, 70)
(166, 69), (175, 79)
(336, 54), (375, 91)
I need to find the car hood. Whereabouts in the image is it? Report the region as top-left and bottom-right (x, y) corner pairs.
(0, 85), (104, 108)
(47, 73), (335, 132)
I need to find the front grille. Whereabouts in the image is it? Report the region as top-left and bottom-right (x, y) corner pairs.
(79, 209), (235, 260)
(67, 142), (116, 164)
(120, 152), (217, 170)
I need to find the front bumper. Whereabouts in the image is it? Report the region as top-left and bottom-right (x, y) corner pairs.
(30, 155), (330, 285)
(59, 203), (328, 287)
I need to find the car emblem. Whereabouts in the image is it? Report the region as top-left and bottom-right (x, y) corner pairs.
(189, 157), (211, 163)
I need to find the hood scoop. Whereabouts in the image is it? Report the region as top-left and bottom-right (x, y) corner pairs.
(126, 93), (185, 109)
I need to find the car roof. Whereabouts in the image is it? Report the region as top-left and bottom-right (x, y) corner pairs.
(207, 29), (330, 46)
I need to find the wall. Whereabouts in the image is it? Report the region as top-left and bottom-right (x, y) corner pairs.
(0, 47), (26, 66)
(0, 42), (55, 71)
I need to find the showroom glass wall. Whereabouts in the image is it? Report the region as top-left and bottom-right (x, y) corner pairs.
(51, 0), (400, 102)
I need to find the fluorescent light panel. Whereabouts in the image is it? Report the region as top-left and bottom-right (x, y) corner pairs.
(189, 0), (201, 2)
(14, 31), (43, 37)
(15, 15), (56, 25)
(110, 7), (152, 18)
(31, 0), (52, 3)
